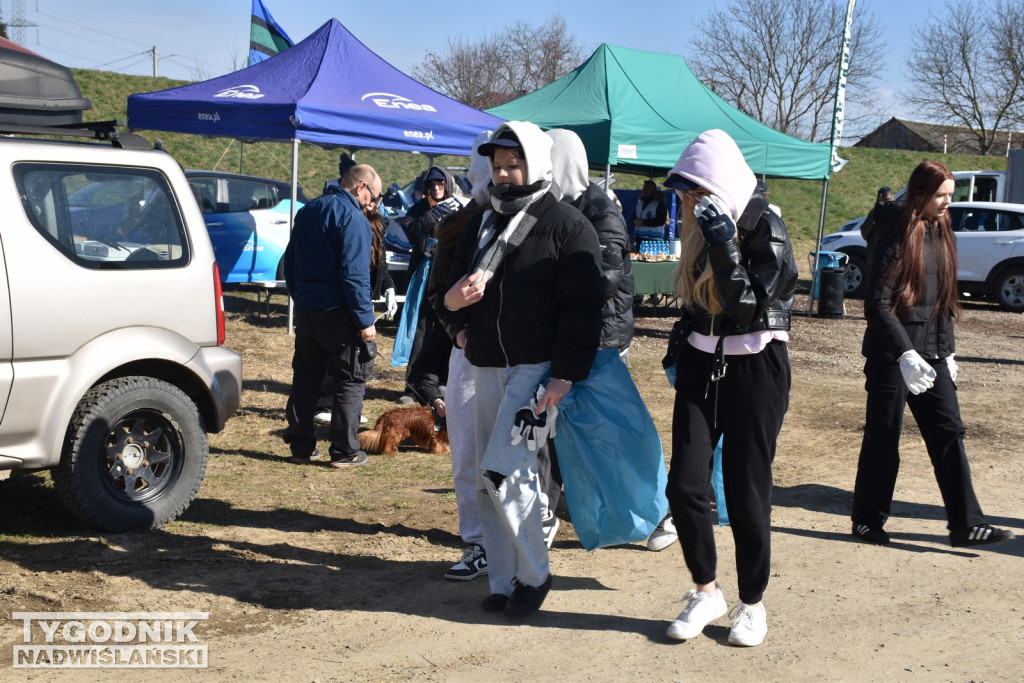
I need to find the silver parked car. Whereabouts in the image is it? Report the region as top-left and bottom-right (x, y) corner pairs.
(0, 124), (243, 531)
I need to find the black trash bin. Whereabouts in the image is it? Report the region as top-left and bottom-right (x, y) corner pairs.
(817, 266), (846, 317)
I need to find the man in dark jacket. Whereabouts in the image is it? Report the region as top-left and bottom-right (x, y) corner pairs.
(282, 164), (381, 468)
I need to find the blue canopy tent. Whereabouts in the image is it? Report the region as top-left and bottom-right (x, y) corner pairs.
(127, 17), (502, 154)
(128, 17), (502, 330)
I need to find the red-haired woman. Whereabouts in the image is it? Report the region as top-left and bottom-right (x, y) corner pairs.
(852, 160), (1014, 548)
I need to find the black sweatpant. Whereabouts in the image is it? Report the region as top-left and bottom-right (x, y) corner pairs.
(284, 309), (374, 459)
(666, 340), (790, 605)
(851, 357), (985, 531)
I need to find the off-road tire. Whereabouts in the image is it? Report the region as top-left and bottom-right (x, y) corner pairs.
(53, 376), (208, 531)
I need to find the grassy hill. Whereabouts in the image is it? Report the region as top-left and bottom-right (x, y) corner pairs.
(75, 68), (1011, 259)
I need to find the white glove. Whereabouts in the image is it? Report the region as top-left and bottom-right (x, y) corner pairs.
(383, 287), (398, 321)
(510, 384), (558, 452)
(946, 354), (958, 383)
(898, 350), (936, 395)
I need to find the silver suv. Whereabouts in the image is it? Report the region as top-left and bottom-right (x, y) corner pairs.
(820, 201), (1024, 311)
(0, 123), (243, 531)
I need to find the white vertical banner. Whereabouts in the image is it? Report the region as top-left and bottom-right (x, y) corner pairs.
(829, 0), (857, 173)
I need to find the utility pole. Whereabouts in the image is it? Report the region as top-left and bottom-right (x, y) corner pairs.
(153, 47), (158, 78)
(8, 0), (36, 45)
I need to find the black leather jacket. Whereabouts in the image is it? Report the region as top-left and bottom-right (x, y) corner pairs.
(684, 195), (799, 337)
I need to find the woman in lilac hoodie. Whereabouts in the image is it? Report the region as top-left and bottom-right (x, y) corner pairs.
(660, 130), (797, 647)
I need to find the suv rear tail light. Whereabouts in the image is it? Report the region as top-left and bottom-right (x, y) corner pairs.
(213, 263), (226, 345)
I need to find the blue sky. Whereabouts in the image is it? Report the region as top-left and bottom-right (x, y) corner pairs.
(14, 0), (935, 139)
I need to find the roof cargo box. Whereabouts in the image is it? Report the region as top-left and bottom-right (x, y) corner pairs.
(0, 37), (91, 126)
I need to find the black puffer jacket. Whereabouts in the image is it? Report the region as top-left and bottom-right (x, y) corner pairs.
(862, 210), (955, 362)
(571, 182), (634, 351)
(684, 195), (799, 337)
(438, 192), (604, 382)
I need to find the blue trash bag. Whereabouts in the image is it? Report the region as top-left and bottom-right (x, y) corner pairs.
(553, 348), (670, 550)
(391, 248), (432, 367)
(711, 435), (729, 526)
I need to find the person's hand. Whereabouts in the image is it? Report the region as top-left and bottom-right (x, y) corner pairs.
(946, 354), (958, 383)
(444, 272), (485, 311)
(432, 398), (446, 419)
(429, 197), (460, 221)
(455, 329), (467, 349)
(359, 324), (376, 343)
(694, 195), (737, 245)
(537, 377), (571, 413)
(899, 350), (936, 395)
(510, 384), (558, 452)
(383, 287), (398, 320)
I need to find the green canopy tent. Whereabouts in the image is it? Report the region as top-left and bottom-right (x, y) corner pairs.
(487, 43), (832, 180)
(489, 43), (839, 313)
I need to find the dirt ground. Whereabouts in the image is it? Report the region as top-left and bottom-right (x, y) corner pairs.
(1, 291), (1022, 682)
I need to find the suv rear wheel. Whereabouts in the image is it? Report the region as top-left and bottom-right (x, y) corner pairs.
(841, 252), (867, 299)
(53, 377), (208, 531)
(993, 266), (1024, 312)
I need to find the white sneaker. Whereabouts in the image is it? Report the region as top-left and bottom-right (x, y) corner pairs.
(666, 588), (728, 640)
(315, 411), (368, 425)
(542, 516), (560, 549)
(647, 515), (678, 551)
(727, 602), (767, 647)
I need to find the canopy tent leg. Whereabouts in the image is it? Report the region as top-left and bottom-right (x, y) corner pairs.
(807, 177), (829, 315)
(288, 136), (299, 335)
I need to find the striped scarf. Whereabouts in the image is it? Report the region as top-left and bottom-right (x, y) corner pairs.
(470, 179), (558, 285)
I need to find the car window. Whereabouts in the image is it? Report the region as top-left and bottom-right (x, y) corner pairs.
(972, 176), (1000, 202)
(953, 208), (1024, 232)
(953, 179), (972, 202)
(225, 179), (279, 212)
(188, 178), (218, 213)
(15, 163), (188, 269)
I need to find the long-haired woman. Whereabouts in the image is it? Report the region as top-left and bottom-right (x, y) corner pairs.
(661, 129), (798, 647)
(851, 160), (1014, 549)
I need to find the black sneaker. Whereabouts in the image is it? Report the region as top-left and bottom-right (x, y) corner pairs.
(505, 575), (553, 619)
(328, 450), (368, 468)
(445, 544), (488, 581)
(481, 593), (509, 612)
(949, 523), (1015, 547)
(288, 448), (323, 464)
(852, 523), (890, 545)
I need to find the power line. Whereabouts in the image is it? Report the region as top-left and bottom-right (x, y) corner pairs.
(34, 8), (154, 50)
(31, 8), (230, 78)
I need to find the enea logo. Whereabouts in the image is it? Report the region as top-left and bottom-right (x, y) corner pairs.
(214, 85), (265, 100)
(361, 92), (437, 112)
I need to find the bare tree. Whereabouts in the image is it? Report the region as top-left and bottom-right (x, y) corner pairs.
(413, 14), (585, 109)
(689, 0), (883, 142)
(905, 0), (1024, 155)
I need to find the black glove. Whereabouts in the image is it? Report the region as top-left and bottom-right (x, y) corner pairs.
(694, 195), (737, 245)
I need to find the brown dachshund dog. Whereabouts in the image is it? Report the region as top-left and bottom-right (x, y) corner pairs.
(358, 406), (450, 455)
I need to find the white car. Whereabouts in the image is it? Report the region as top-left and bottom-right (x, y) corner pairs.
(819, 202), (1024, 311)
